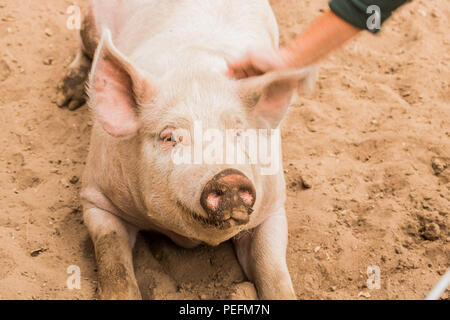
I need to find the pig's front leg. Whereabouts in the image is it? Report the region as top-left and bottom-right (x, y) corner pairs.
(84, 207), (142, 300)
(234, 210), (296, 300)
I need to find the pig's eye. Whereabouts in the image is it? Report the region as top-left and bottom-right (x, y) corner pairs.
(160, 128), (178, 146)
(164, 135), (178, 146)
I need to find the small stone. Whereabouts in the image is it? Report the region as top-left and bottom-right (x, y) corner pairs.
(44, 28), (52, 37)
(69, 176), (79, 184)
(358, 291), (371, 298)
(422, 223), (440, 241)
(301, 175), (313, 189)
(431, 157), (448, 175)
(43, 58), (53, 65)
(30, 248), (48, 257)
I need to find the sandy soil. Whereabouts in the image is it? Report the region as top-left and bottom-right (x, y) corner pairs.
(0, 0), (448, 300)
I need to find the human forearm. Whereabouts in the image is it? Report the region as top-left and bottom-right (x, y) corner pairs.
(280, 9), (361, 69)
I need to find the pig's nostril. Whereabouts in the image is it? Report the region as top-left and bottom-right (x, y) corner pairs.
(238, 189), (254, 207)
(205, 191), (223, 211)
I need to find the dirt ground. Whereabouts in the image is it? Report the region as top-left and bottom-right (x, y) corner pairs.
(0, 0), (448, 300)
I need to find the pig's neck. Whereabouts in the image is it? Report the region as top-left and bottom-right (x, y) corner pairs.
(89, 131), (150, 227)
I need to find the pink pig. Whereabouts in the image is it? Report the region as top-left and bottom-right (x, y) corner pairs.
(57, 0), (314, 299)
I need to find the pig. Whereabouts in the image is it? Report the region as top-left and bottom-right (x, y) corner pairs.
(57, 0), (315, 300)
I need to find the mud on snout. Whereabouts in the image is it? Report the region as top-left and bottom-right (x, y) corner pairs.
(177, 169), (256, 229)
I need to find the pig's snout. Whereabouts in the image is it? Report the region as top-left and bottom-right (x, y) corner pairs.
(200, 169), (256, 227)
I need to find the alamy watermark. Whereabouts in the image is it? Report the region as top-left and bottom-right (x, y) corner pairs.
(367, 265), (381, 290)
(367, 5), (381, 31)
(66, 5), (81, 30)
(170, 121), (282, 176)
(66, 265), (81, 290)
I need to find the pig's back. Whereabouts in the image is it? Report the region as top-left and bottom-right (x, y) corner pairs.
(92, 0), (279, 78)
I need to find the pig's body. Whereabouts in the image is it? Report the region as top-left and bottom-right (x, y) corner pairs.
(59, 0), (314, 300)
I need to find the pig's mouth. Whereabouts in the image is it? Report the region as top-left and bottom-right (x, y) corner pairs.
(176, 200), (250, 230)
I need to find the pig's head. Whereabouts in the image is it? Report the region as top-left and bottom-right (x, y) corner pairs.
(88, 30), (315, 245)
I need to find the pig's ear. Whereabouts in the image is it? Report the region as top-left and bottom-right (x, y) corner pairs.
(89, 29), (156, 137)
(239, 67), (316, 128)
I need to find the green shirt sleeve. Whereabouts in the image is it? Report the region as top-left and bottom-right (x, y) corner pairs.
(329, 0), (409, 33)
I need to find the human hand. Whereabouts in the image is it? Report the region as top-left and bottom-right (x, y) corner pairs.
(226, 47), (295, 80)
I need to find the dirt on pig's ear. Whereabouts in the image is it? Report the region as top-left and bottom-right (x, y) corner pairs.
(238, 67), (316, 128)
(88, 29), (157, 138)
